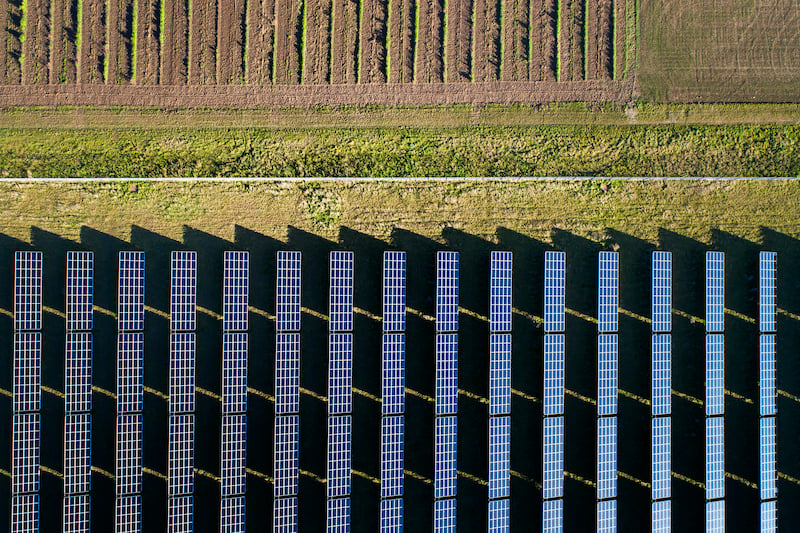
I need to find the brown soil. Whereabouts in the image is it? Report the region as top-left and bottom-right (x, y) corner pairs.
(570, 0), (584, 81)
(21, 0), (49, 84)
(597, 0), (613, 80)
(217, 0), (245, 84)
(414, 0), (444, 83)
(49, 0), (79, 84)
(78, 0), (106, 83)
(386, 0), (414, 83)
(106, 0), (133, 84)
(135, 0), (161, 84)
(273, 0), (302, 83)
(246, 0), (276, 84)
(330, 0), (358, 84)
(445, 0), (472, 82)
(161, 0), (188, 84)
(303, 0), (332, 84)
(359, 0), (388, 83)
(189, 0), (217, 84)
(501, 0), (528, 81)
(613, 0), (625, 80)
(4, 0), (23, 84)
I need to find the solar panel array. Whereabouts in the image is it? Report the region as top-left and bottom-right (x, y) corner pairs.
(705, 252), (725, 531)
(275, 251), (301, 532)
(328, 252), (354, 532)
(382, 252), (407, 532)
(12, 252), (42, 533)
(759, 252), (777, 533)
(435, 252), (459, 531)
(118, 252), (145, 332)
(597, 252), (618, 530)
(543, 251), (565, 532)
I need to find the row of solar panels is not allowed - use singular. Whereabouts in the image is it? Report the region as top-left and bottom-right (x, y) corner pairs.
(8, 249), (779, 533)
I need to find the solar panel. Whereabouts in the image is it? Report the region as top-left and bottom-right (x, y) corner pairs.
(327, 415), (352, 498)
(64, 413), (91, 495)
(597, 252), (619, 333)
(544, 334), (565, 416)
(760, 500), (777, 533)
(14, 251), (42, 331)
(116, 414), (143, 496)
(220, 414), (247, 497)
(705, 334), (724, 416)
(117, 333), (144, 414)
(275, 333), (300, 415)
(328, 333), (353, 415)
(759, 416), (777, 501)
(220, 496), (246, 533)
(652, 251), (672, 333)
(490, 251), (513, 333)
(222, 333), (248, 415)
(436, 251), (459, 333)
(435, 334), (458, 416)
(223, 251), (249, 332)
(652, 334), (671, 416)
(544, 251), (566, 333)
(488, 415), (511, 500)
(383, 251), (407, 332)
(274, 415), (299, 498)
(115, 494), (142, 533)
(63, 493), (90, 533)
(329, 251), (354, 333)
(542, 416), (564, 500)
(597, 499), (617, 533)
(488, 497), (510, 532)
(434, 415), (457, 499)
(65, 332), (93, 413)
(706, 499), (725, 533)
(759, 334), (776, 417)
(705, 252), (725, 333)
(14, 332), (41, 413)
(759, 252), (776, 334)
(705, 416), (725, 501)
(542, 498), (563, 533)
(11, 494), (39, 533)
(118, 251), (145, 332)
(434, 497), (456, 533)
(598, 334), (618, 416)
(382, 333), (406, 416)
(380, 497), (403, 532)
(276, 251), (302, 332)
(168, 414), (195, 497)
(169, 333), (196, 414)
(381, 415), (405, 499)
(167, 496), (193, 533)
(489, 333), (511, 416)
(66, 251), (94, 331)
(327, 496), (351, 533)
(652, 499), (670, 533)
(12, 413), (40, 495)
(171, 251), (197, 332)
(597, 416), (617, 500)
(274, 496), (298, 533)
(652, 416), (671, 501)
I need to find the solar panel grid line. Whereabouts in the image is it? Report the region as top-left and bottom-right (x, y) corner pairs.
(543, 334), (565, 416)
(222, 333), (248, 415)
(759, 416), (777, 501)
(167, 496), (193, 533)
(12, 413), (40, 495)
(383, 251), (407, 333)
(274, 415), (299, 498)
(273, 496), (299, 533)
(760, 500), (777, 533)
(435, 334), (458, 416)
(652, 499), (671, 533)
(759, 251), (777, 334)
(542, 498), (563, 533)
(597, 334), (618, 416)
(597, 499), (617, 533)
(381, 415), (405, 499)
(382, 333), (406, 416)
(167, 414), (195, 498)
(488, 415), (511, 500)
(759, 334), (776, 417)
(327, 414), (353, 499)
(117, 333), (144, 414)
(66, 251), (94, 332)
(11, 494), (39, 533)
(115, 414), (143, 496)
(544, 251), (566, 333)
(434, 415), (457, 499)
(705, 334), (725, 417)
(220, 496), (246, 533)
(652, 334), (671, 417)
(596, 416), (617, 501)
(488, 497), (511, 532)
(651, 251), (672, 333)
(489, 333), (511, 416)
(327, 496), (351, 533)
(115, 494), (142, 533)
(223, 250), (249, 332)
(169, 333), (196, 414)
(170, 251), (198, 332)
(220, 414), (247, 497)
(65, 332), (93, 414)
(489, 251), (513, 333)
(705, 251), (725, 333)
(433, 497), (456, 532)
(651, 417), (671, 501)
(63, 493), (90, 533)
(329, 251), (354, 333)
(13, 332), (41, 414)
(118, 251), (145, 332)
(276, 251), (302, 332)
(597, 252), (619, 333)
(542, 416), (565, 500)
(436, 252), (459, 333)
(14, 251), (43, 332)
(63, 413), (92, 496)
(705, 416), (725, 501)
(380, 497), (403, 532)
(328, 333), (353, 415)
(706, 499), (725, 533)
(275, 333), (301, 416)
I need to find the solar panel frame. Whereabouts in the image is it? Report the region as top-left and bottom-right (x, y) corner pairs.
(543, 334), (565, 416)
(273, 496), (298, 533)
(328, 333), (353, 415)
(220, 496), (246, 533)
(275, 333), (300, 416)
(652, 499), (671, 533)
(327, 496), (351, 533)
(64, 413), (91, 496)
(434, 415), (457, 499)
(169, 333), (196, 415)
(489, 333), (511, 416)
(435, 334), (458, 416)
(327, 415), (352, 498)
(489, 251), (513, 333)
(759, 252), (776, 334)
(706, 500), (725, 533)
(652, 416), (671, 501)
(544, 251), (566, 333)
(63, 493), (90, 533)
(383, 251), (407, 333)
(705, 334), (724, 417)
(759, 334), (776, 417)
(14, 251), (43, 332)
(66, 251), (94, 332)
(222, 333), (248, 415)
(596, 416), (617, 501)
(11, 494), (39, 533)
(705, 252), (725, 333)
(433, 498), (456, 533)
(329, 251), (354, 333)
(13, 332), (41, 413)
(542, 498), (563, 533)
(220, 414), (247, 497)
(380, 497), (403, 533)
(542, 416), (564, 500)
(65, 332), (93, 414)
(12, 413), (40, 495)
(705, 416), (725, 501)
(223, 251), (249, 332)
(652, 251), (672, 333)
(598, 334), (618, 416)
(759, 416), (777, 501)
(168, 414), (195, 498)
(115, 414), (143, 496)
(117, 333), (144, 414)
(274, 415), (299, 498)
(276, 251), (302, 333)
(170, 251), (198, 332)
(167, 495), (193, 533)
(597, 499), (617, 533)
(488, 497), (510, 532)
(652, 334), (671, 417)
(760, 500), (777, 533)
(382, 333), (406, 416)
(436, 252), (459, 333)
(115, 494), (142, 533)
(381, 415), (405, 499)
(118, 251), (145, 332)
(597, 252), (619, 333)
(488, 415), (511, 500)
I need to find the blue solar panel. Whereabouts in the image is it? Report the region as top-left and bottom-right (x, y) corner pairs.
(220, 496), (246, 533)
(434, 497), (456, 533)
(222, 333), (248, 415)
(383, 251), (407, 332)
(598, 334), (618, 416)
(760, 416), (777, 501)
(328, 333), (353, 415)
(382, 333), (405, 416)
(118, 251), (145, 332)
(759, 252), (776, 334)
(542, 498), (563, 533)
(436, 252), (459, 333)
(705, 252), (725, 333)
(220, 414), (247, 497)
(488, 415), (511, 500)
(274, 415), (299, 498)
(544, 251), (566, 333)
(598, 252), (619, 333)
(12, 413), (40, 495)
(327, 415), (352, 498)
(65, 332), (92, 414)
(542, 416), (564, 500)
(759, 334), (776, 417)
(381, 415), (405, 499)
(167, 495), (193, 533)
(597, 499), (617, 533)
(489, 333), (511, 416)
(275, 333), (300, 415)
(117, 333), (144, 414)
(63, 493), (90, 533)
(652, 334), (671, 416)
(14, 332), (41, 413)
(169, 333), (196, 414)
(434, 415), (457, 499)
(168, 415), (195, 498)
(488, 497), (510, 532)
(327, 496), (351, 533)
(276, 251), (302, 332)
(652, 499), (670, 533)
(66, 251), (94, 332)
(436, 334), (458, 416)
(652, 251), (672, 333)
(115, 494), (142, 533)
(705, 416), (725, 501)
(705, 334), (724, 416)
(14, 251), (42, 332)
(380, 497), (403, 532)
(11, 494), (39, 533)
(544, 334), (565, 416)
(597, 416), (617, 500)
(223, 251), (249, 332)
(116, 414), (143, 496)
(64, 413), (91, 495)
(706, 499), (725, 533)
(274, 496), (298, 533)
(652, 416), (671, 501)
(329, 251), (354, 333)
(171, 251), (197, 332)
(760, 500), (777, 533)
(490, 251), (513, 333)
